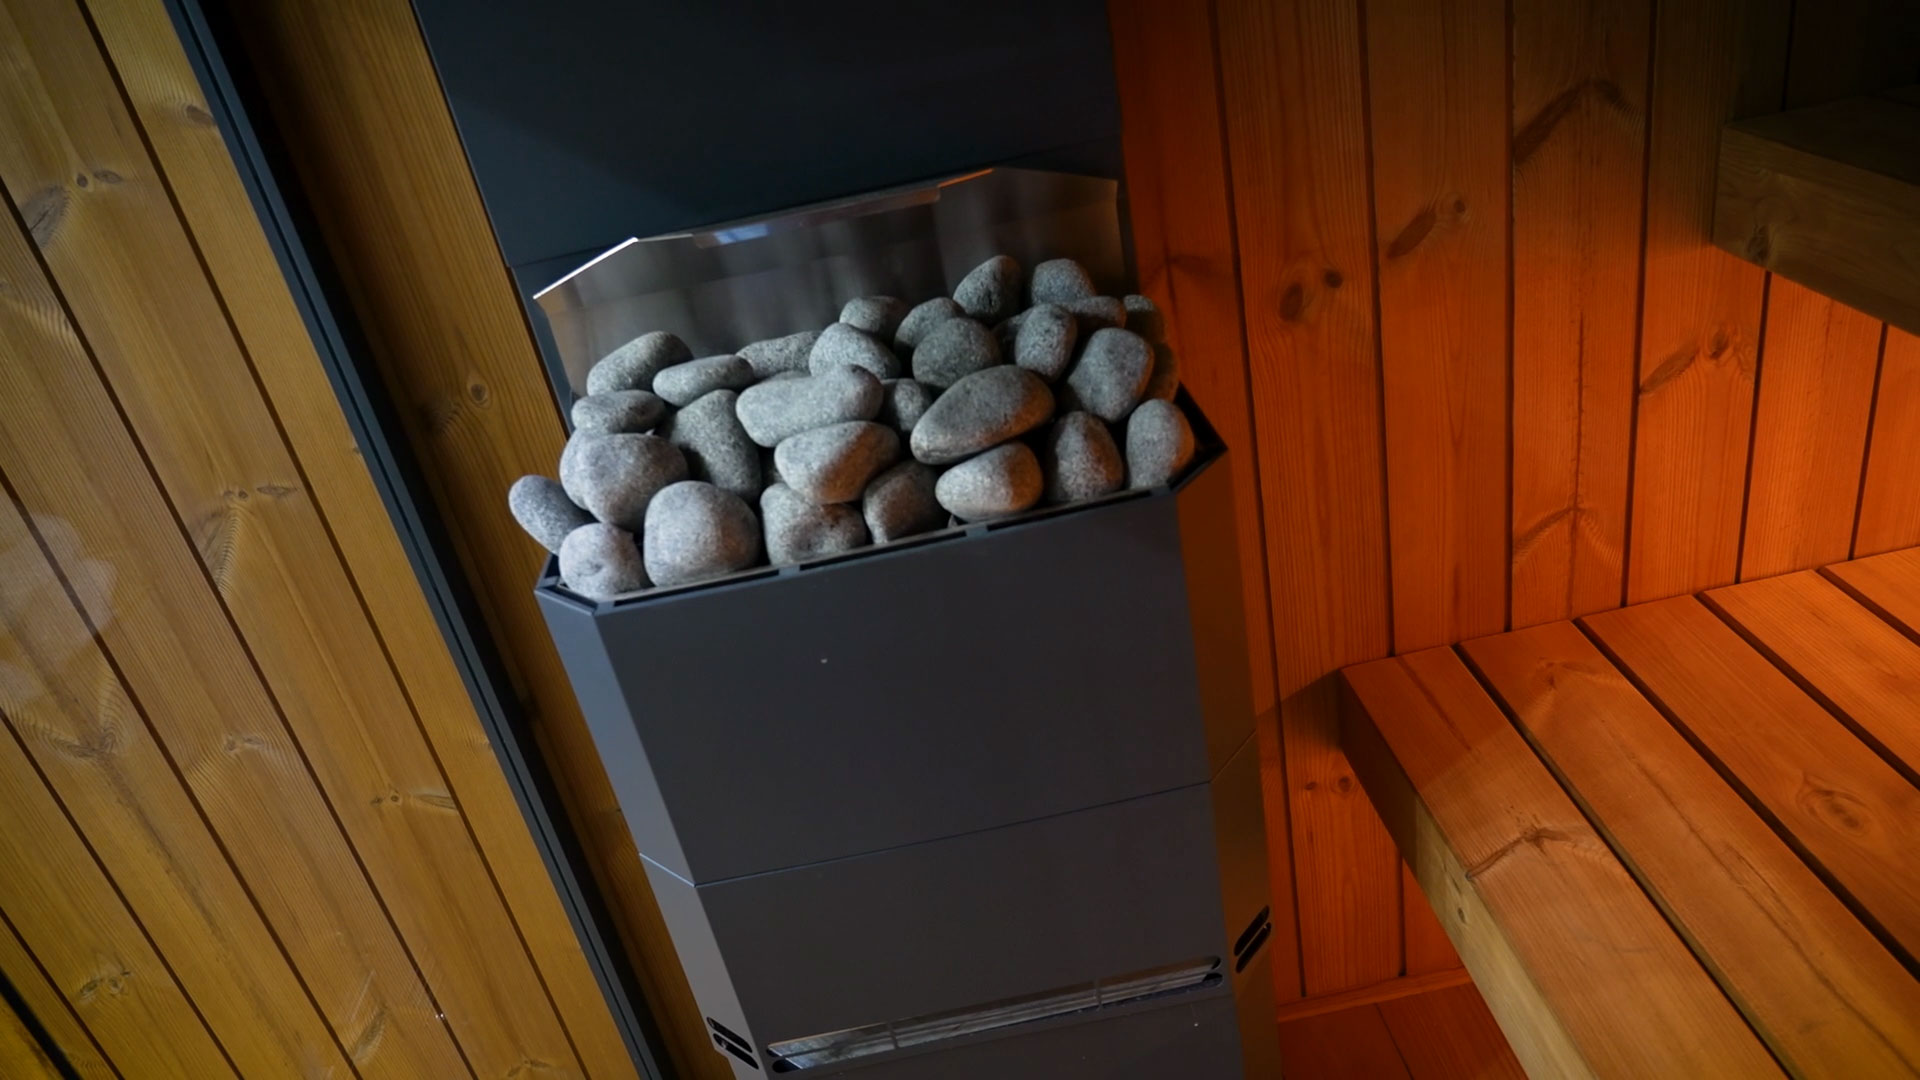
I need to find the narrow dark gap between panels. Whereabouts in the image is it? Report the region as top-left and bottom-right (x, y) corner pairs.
(1354, 0), (1397, 662)
(0, 909), (120, 1080)
(1573, 608), (1920, 983)
(1848, 325), (1892, 559)
(1732, 272), (1776, 585)
(1618, 0), (1662, 609)
(1500, 0), (1516, 634)
(1819, 566), (1920, 648)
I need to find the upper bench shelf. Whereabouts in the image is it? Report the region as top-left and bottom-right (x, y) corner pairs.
(1715, 85), (1920, 336)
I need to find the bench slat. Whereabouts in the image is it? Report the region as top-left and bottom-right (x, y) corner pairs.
(1826, 546), (1920, 641)
(1342, 647), (1781, 1079)
(1465, 621), (1920, 1079)
(1585, 597), (1920, 965)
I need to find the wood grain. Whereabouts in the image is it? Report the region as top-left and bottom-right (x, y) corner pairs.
(1709, 571), (1920, 783)
(1825, 546), (1920, 637)
(1401, 863), (1459, 977)
(1467, 620), (1920, 1077)
(1366, 0), (1510, 651)
(1377, 983), (1526, 1080)
(80, 1), (639, 1073)
(1277, 1002), (1411, 1080)
(1342, 647), (1781, 1079)
(1508, 0), (1649, 627)
(1107, 0), (1300, 1001)
(1584, 596), (1920, 964)
(1214, 0), (1401, 994)
(0, 985), (62, 1080)
(1855, 328), (1920, 556)
(1627, 0), (1790, 602)
(1273, 968), (1474, 1024)
(216, 3), (720, 1074)
(0, 923), (115, 1080)
(1738, 278), (1883, 578)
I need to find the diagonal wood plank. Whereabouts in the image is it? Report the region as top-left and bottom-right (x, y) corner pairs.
(1377, 983), (1525, 1080)
(1466, 620), (1920, 1078)
(1584, 596), (1920, 965)
(1708, 570), (1920, 784)
(1342, 647), (1780, 1079)
(1825, 546), (1920, 637)
(0, 922), (114, 1080)
(1214, 0), (1401, 995)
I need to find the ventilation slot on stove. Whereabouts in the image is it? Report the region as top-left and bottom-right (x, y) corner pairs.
(1233, 906), (1272, 973)
(765, 956), (1221, 1071)
(708, 1017), (759, 1070)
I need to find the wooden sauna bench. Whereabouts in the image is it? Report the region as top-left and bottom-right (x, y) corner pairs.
(1340, 546), (1920, 1079)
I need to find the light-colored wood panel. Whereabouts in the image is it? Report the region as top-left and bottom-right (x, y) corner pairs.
(1214, 0), (1401, 995)
(1584, 596), (1920, 963)
(1825, 546), (1920, 636)
(0, 151), (466, 1080)
(1467, 620), (1920, 1078)
(1708, 570), (1920, 783)
(0, 989), (61, 1080)
(0, 922), (115, 1080)
(1342, 647), (1781, 1079)
(1738, 279), (1883, 578)
(1627, 0), (1790, 602)
(79, 1), (639, 1073)
(1377, 983), (1526, 1080)
(1277, 1003), (1411, 1080)
(0, 473), (349, 1076)
(1855, 329), (1920, 556)
(1367, 0), (1510, 651)
(1508, 0), (1648, 626)
(218, 4), (719, 1075)
(0, 732), (235, 1079)
(0, 2), (585, 1076)
(1108, 0), (1299, 1002)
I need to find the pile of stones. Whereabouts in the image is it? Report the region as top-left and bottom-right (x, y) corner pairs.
(509, 254), (1198, 600)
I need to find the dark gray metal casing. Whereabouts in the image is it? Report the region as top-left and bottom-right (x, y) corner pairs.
(536, 418), (1278, 1076)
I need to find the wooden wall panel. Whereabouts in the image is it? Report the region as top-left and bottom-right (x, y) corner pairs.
(1367, 0), (1510, 654)
(1214, 0), (1401, 995)
(0, 926), (114, 1080)
(1856, 328), (1920, 556)
(1508, 0), (1650, 626)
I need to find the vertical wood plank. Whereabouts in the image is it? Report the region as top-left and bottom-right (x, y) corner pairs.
(1108, 0), (1300, 1002)
(218, 4), (721, 1074)
(81, 1), (640, 1073)
(1855, 328), (1920, 556)
(1215, 0), (1401, 994)
(0, 923), (116, 1080)
(1626, 0), (1790, 602)
(1367, 0), (1510, 652)
(0, 477), (349, 1077)
(1508, 0), (1649, 626)
(1400, 865), (1459, 977)
(1737, 279), (1882, 578)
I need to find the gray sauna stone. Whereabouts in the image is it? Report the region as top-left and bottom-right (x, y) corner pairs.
(878, 378), (935, 434)
(643, 481), (760, 587)
(585, 331), (691, 394)
(1029, 257), (1097, 304)
(571, 390), (667, 435)
(509, 475), (594, 553)
(559, 431), (688, 531)
(653, 355), (755, 407)
(661, 389), (761, 501)
(934, 443), (1043, 522)
(909, 366), (1054, 466)
(1126, 399), (1197, 489)
(736, 367), (884, 447)
(953, 254), (1023, 323)
(1064, 328), (1153, 423)
(1013, 303), (1077, 383)
(1039, 413), (1123, 504)
(808, 322), (902, 379)
(774, 421), (901, 504)
(840, 296), (909, 339)
(1124, 294), (1166, 343)
(1144, 342), (1181, 402)
(912, 317), (1002, 389)
(894, 296), (963, 354)
(558, 522), (648, 599)
(740, 330), (820, 378)
(861, 460), (944, 544)
(761, 482), (870, 565)
(1062, 295), (1126, 334)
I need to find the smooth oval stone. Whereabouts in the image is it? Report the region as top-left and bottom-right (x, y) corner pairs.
(840, 296), (908, 339)
(1065, 327), (1153, 423)
(1124, 294), (1166, 342)
(1144, 342), (1180, 401)
(661, 389), (761, 501)
(558, 431), (688, 531)
(1126, 399), (1197, 489)
(878, 378), (935, 434)
(652, 354), (754, 407)
(808, 322), (901, 379)
(1062, 295), (1126, 334)
(991, 308), (1029, 352)
(762, 370), (808, 382)
(894, 296), (963, 353)
(736, 366), (884, 447)
(1028, 257), (1097, 304)
(935, 443), (1042, 522)
(774, 421), (900, 504)
(643, 481), (760, 587)
(953, 254), (1023, 323)
(739, 330), (820, 378)
(912, 317), (1001, 389)
(910, 365), (1054, 465)
(1038, 413), (1123, 504)
(1013, 303), (1078, 383)
(862, 460), (944, 543)
(558, 523), (647, 600)
(585, 331), (690, 395)
(761, 482), (869, 565)
(571, 390), (667, 434)
(508, 475), (593, 553)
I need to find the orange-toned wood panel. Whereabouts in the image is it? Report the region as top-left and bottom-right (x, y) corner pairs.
(1107, 0), (1301, 1002)
(1508, 0), (1648, 626)
(218, 2), (720, 1075)
(1368, 0), (1509, 653)
(1856, 329), (1920, 557)
(1213, 0), (1401, 995)
(1376, 983), (1526, 1080)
